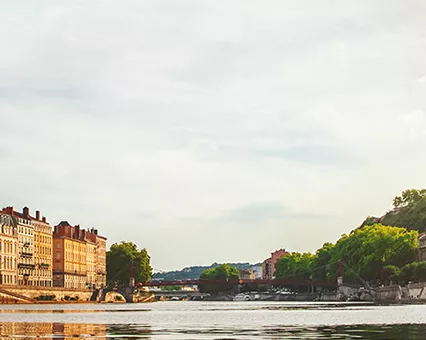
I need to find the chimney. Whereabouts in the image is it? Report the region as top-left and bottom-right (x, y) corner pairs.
(94, 229), (98, 235)
(75, 225), (80, 239)
(3, 206), (14, 215)
(36, 211), (40, 220)
(23, 207), (29, 218)
(42, 216), (46, 223)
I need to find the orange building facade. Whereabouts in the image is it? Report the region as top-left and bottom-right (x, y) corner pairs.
(262, 248), (289, 280)
(53, 222), (107, 289)
(0, 206), (107, 289)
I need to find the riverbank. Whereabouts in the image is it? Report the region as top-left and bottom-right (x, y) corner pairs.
(0, 285), (93, 304)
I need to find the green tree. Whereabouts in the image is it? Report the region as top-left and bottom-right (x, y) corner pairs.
(381, 189), (426, 232)
(198, 264), (240, 294)
(327, 224), (418, 283)
(414, 262), (426, 282)
(106, 241), (152, 286)
(381, 265), (401, 285)
(400, 262), (417, 284)
(274, 252), (315, 279)
(311, 242), (335, 281)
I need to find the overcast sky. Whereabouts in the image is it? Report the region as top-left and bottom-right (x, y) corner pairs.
(1, 1), (426, 271)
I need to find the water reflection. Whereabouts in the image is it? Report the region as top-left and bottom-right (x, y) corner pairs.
(0, 322), (425, 339)
(0, 322), (108, 339)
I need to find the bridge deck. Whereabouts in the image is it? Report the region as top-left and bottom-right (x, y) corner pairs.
(141, 278), (336, 288)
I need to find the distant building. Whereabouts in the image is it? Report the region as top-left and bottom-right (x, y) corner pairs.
(239, 269), (254, 280)
(419, 232), (426, 261)
(262, 258), (272, 280)
(251, 265), (263, 279)
(262, 248), (289, 280)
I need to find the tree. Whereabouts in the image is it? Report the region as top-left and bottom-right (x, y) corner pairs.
(311, 242), (335, 281)
(381, 189), (426, 232)
(327, 224), (418, 283)
(381, 265), (401, 285)
(198, 264), (240, 294)
(106, 241), (152, 286)
(274, 252), (315, 279)
(393, 189), (426, 209)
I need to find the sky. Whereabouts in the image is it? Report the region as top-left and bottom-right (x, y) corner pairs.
(1, 1), (426, 271)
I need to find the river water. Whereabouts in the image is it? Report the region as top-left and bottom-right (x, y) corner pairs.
(0, 301), (425, 339)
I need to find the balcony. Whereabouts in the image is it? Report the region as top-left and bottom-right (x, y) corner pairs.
(39, 263), (49, 269)
(53, 270), (87, 277)
(21, 252), (33, 257)
(18, 263), (35, 269)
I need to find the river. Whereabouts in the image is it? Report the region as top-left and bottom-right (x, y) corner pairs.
(0, 301), (425, 339)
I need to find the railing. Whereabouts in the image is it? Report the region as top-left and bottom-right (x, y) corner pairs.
(18, 263), (35, 269)
(52, 271), (87, 277)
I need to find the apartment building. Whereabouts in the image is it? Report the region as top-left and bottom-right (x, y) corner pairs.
(2, 206), (54, 286)
(53, 222), (88, 289)
(95, 232), (107, 288)
(84, 230), (97, 289)
(53, 222), (107, 289)
(2, 207), (36, 285)
(0, 205), (107, 289)
(262, 248), (289, 280)
(32, 210), (53, 287)
(0, 213), (18, 285)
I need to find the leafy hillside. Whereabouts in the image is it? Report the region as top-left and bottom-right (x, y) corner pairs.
(361, 189), (426, 233)
(152, 262), (261, 281)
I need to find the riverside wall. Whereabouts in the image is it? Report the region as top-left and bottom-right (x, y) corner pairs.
(375, 283), (426, 302)
(0, 284), (93, 303)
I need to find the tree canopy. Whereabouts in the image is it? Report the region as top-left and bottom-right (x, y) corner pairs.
(106, 241), (152, 286)
(361, 189), (426, 233)
(274, 252), (315, 279)
(198, 264), (240, 294)
(274, 224), (418, 286)
(381, 189), (426, 232)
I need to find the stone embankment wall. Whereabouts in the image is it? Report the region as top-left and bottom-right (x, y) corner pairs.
(0, 284), (92, 303)
(375, 283), (426, 302)
(406, 282), (426, 299)
(375, 285), (403, 301)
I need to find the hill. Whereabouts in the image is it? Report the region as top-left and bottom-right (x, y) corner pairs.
(152, 262), (261, 281)
(361, 189), (426, 233)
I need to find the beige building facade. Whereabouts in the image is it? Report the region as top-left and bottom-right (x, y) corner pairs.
(0, 213), (18, 285)
(95, 233), (107, 288)
(83, 229), (97, 289)
(32, 210), (53, 287)
(1, 206), (107, 290)
(4, 207), (36, 285)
